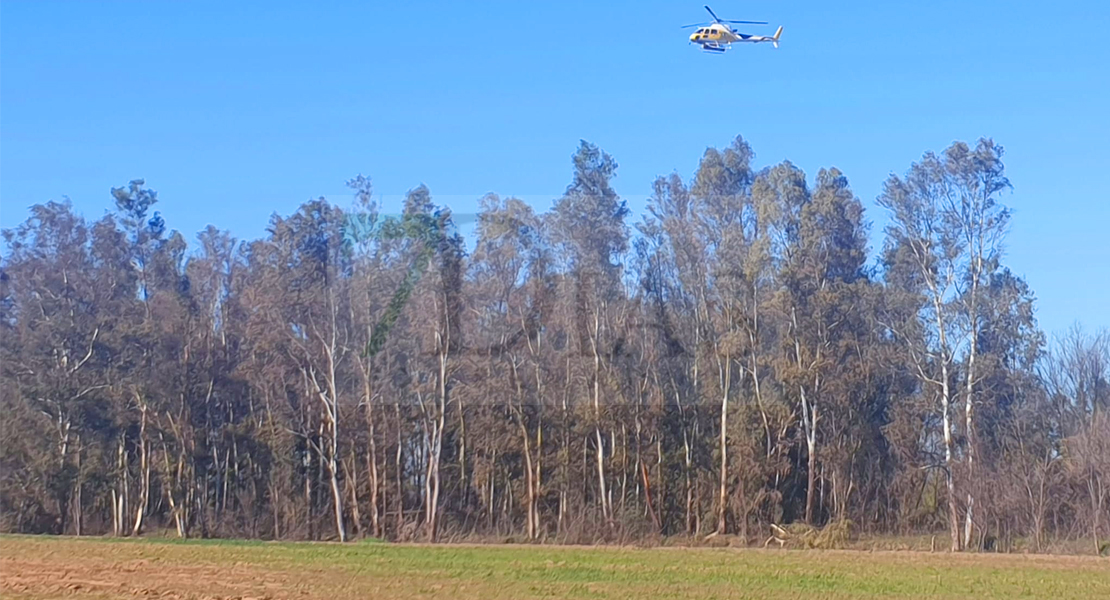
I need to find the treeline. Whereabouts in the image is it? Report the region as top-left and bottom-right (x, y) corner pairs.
(1, 136), (1107, 553)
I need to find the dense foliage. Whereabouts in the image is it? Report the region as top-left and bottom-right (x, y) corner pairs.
(1, 136), (1106, 552)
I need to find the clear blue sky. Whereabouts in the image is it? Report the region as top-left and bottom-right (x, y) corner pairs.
(2, 0), (1108, 336)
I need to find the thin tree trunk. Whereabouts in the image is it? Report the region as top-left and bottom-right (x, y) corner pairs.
(717, 354), (731, 534)
(327, 318), (348, 543)
(963, 318), (978, 550)
(683, 426), (694, 535)
(619, 424), (628, 515)
(558, 357), (571, 537)
(806, 434), (817, 524)
(534, 420), (543, 539)
(519, 404), (538, 540)
(458, 395), (468, 515)
(656, 435), (665, 534)
(422, 356), (447, 542)
(113, 434), (127, 537)
(641, 460), (660, 532)
(160, 431), (188, 539)
(590, 308), (610, 522)
(361, 358), (382, 538)
(528, 334), (546, 541)
(73, 436), (82, 537)
(931, 282), (961, 552)
(792, 307), (821, 525)
(327, 450), (346, 542)
(367, 426), (381, 539)
(941, 366), (959, 551)
(346, 457), (363, 538)
(1090, 473), (1103, 556)
(132, 399), (150, 537)
(304, 447), (313, 538)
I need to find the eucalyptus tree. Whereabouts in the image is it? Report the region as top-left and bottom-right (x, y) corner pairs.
(638, 171), (707, 534)
(375, 185), (468, 541)
(157, 224), (244, 539)
(468, 194), (552, 538)
(940, 140), (1013, 547)
(549, 140), (630, 524)
(878, 140), (1016, 550)
(250, 199), (353, 541)
(0, 201), (111, 535)
(686, 137), (760, 535)
(878, 151), (967, 550)
(106, 179), (187, 537)
(340, 174), (391, 538)
(767, 164), (869, 524)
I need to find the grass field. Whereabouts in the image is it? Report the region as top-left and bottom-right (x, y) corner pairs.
(1, 535), (1107, 599)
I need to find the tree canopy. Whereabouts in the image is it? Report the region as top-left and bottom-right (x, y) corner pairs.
(1, 135), (1106, 553)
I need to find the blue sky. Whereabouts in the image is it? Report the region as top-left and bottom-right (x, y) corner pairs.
(2, 0), (1108, 336)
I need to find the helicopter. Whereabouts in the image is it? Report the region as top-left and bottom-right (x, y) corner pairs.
(683, 5), (782, 53)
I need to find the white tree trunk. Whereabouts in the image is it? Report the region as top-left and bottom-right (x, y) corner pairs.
(717, 355), (731, 534)
(940, 360), (959, 551)
(590, 308), (610, 521)
(131, 399), (150, 537)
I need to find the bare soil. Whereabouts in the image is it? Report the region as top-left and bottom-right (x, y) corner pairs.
(2, 535), (1107, 599)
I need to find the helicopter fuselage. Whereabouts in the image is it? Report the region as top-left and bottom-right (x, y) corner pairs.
(689, 24), (782, 51)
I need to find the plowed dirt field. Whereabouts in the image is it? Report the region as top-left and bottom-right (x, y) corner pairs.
(1, 535), (1107, 599)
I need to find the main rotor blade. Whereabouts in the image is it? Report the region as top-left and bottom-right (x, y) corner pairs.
(681, 22), (709, 28)
(704, 5), (721, 22)
(725, 20), (768, 24)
